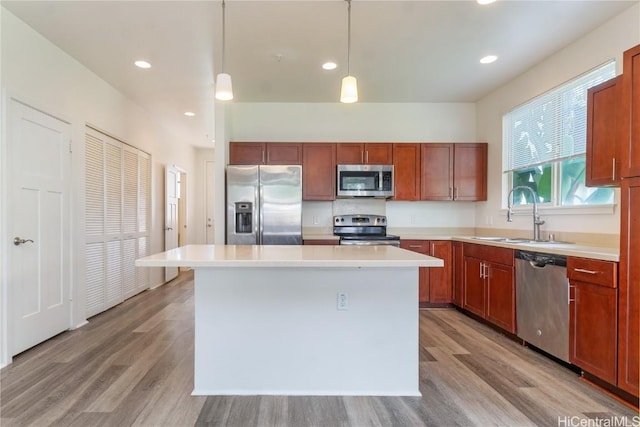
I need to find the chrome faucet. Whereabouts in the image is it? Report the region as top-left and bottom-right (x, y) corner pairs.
(507, 186), (545, 241)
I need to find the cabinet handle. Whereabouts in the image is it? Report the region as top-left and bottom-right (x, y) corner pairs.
(267, 150), (270, 163)
(365, 151), (369, 164)
(262, 150), (266, 164)
(612, 158), (616, 181)
(574, 268), (598, 275)
(454, 187), (458, 199)
(408, 245), (422, 248)
(449, 187), (453, 199)
(361, 151), (364, 163)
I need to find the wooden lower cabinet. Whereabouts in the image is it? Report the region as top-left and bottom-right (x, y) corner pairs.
(485, 262), (516, 333)
(569, 281), (618, 384)
(400, 240), (452, 304)
(452, 241), (464, 307)
(618, 177), (639, 396)
(462, 243), (515, 333)
(568, 256), (619, 386)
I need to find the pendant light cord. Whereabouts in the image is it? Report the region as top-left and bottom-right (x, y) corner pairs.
(347, 0), (351, 76)
(221, 0), (227, 73)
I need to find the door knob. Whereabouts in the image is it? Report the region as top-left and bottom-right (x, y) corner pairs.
(14, 237), (34, 246)
(164, 227), (173, 231)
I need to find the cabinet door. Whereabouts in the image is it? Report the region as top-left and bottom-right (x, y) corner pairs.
(400, 240), (430, 303)
(429, 241), (452, 303)
(618, 177), (640, 395)
(454, 143), (487, 201)
(302, 144), (336, 201)
(621, 44), (640, 178)
(421, 143), (453, 200)
(336, 143), (364, 164)
(266, 143), (302, 165)
(392, 143), (421, 201)
(229, 142), (265, 165)
(452, 242), (464, 307)
(463, 256), (485, 318)
(365, 143), (393, 165)
(586, 77), (622, 186)
(485, 262), (515, 333)
(570, 281), (618, 384)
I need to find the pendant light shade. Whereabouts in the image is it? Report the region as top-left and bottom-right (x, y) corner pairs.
(215, 73), (233, 101)
(340, 75), (358, 103)
(215, 0), (233, 101)
(340, 0), (358, 103)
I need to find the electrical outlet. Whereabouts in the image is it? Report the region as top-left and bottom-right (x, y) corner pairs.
(313, 216), (319, 225)
(337, 292), (348, 310)
(410, 215), (416, 225)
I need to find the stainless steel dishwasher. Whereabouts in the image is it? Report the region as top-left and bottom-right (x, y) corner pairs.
(515, 250), (569, 362)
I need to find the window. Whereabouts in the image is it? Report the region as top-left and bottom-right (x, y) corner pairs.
(503, 61), (616, 207)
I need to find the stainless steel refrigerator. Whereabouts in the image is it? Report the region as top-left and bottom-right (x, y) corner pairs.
(226, 165), (302, 245)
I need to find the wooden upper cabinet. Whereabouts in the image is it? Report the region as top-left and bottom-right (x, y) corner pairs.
(336, 143), (392, 165)
(420, 143), (487, 201)
(266, 143), (302, 165)
(229, 142), (266, 165)
(622, 44), (640, 178)
(229, 142), (302, 165)
(302, 143), (336, 201)
(420, 144), (454, 200)
(586, 76), (622, 186)
(454, 143), (487, 201)
(392, 143), (421, 201)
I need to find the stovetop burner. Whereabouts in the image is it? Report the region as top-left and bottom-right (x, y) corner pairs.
(333, 214), (400, 246)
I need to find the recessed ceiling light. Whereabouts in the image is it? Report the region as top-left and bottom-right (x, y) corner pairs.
(477, 0), (496, 5)
(184, 111), (195, 117)
(134, 60), (151, 69)
(480, 55), (498, 64)
(322, 62), (337, 70)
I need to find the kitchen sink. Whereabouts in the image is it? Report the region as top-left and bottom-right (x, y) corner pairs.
(470, 236), (573, 245)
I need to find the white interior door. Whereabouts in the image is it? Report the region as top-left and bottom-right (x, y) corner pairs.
(165, 166), (180, 282)
(8, 99), (71, 356)
(205, 160), (215, 244)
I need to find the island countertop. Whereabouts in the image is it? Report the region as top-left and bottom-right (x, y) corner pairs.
(135, 244), (444, 269)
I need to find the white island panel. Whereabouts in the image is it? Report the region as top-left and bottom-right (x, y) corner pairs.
(194, 266), (420, 396)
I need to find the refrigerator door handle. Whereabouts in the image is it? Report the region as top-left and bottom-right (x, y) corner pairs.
(258, 184), (264, 245)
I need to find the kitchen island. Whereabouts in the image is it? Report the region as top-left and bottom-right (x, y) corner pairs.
(136, 244), (443, 396)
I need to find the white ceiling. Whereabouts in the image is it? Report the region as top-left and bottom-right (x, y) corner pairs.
(3, 0), (638, 147)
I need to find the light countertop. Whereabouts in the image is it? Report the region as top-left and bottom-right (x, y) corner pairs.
(302, 229), (619, 262)
(135, 244), (444, 268)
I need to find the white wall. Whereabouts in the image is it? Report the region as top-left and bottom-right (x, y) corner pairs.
(229, 102), (478, 230)
(475, 4), (640, 238)
(0, 9), (199, 365)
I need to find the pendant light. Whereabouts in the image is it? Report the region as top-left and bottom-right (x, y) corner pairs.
(215, 0), (233, 101)
(340, 0), (358, 103)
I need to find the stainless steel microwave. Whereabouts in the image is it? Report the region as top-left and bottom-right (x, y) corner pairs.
(337, 165), (394, 198)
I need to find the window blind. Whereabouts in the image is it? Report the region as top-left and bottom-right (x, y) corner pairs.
(504, 61), (616, 172)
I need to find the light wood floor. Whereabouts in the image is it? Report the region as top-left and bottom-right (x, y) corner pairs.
(1, 271), (637, 426)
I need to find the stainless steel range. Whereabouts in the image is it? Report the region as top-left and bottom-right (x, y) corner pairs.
(333, 214), (400, 246)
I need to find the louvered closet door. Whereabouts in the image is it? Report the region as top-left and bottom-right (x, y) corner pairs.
(137, 152), (151, 291)
(85, 127), (151, 317)
(85, 131), (106, 317)
(122, 146), (138, 299)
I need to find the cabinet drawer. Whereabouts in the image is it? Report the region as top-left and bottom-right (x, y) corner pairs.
(400, 240), (429, 254)
(567, 257), (617, 288)
(463, 243), (514, 266)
